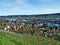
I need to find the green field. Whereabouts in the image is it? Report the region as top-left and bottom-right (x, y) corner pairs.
(0, 31), (60, 45)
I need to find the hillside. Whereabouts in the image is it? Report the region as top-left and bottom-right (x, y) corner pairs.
(0, 13), (60, 19)
(0, 30), (60, 45)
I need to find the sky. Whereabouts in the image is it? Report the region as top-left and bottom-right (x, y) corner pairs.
(0, 0), (60, 15)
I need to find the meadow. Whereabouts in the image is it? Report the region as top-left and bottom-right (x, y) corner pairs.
(0, 30), (60, 45)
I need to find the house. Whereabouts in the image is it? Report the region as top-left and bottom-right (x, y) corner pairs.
(43, 30), (48, 37)
(4, 25), (11, 31)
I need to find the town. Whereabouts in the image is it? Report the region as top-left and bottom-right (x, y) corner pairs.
(0, 15), (60, 41)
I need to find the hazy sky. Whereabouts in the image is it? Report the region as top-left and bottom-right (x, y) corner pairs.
(0, 0), (60, 15)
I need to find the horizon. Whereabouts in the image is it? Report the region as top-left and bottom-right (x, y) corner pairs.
(0, 13), (60, 16)
(0, 0), (60, 16)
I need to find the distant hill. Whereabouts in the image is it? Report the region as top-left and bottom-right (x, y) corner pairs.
(0, 13), (60, 19)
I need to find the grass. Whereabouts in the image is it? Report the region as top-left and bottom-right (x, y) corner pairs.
(57, 33), (60, 36)
(0, 30), (60, 45)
